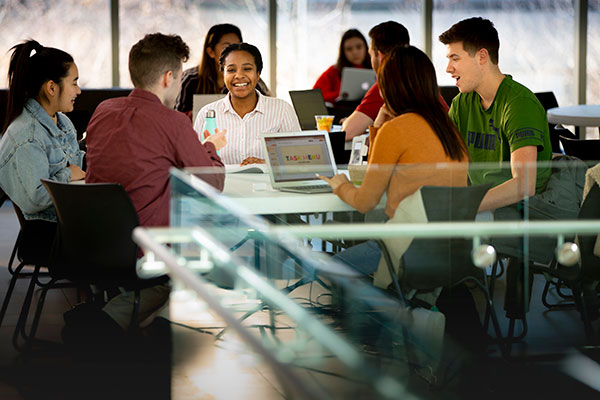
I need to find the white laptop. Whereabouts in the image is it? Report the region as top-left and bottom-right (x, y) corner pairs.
(260, 131), (337, 194)
(192, 94), (226, 122)
(338, 67), (376, 101)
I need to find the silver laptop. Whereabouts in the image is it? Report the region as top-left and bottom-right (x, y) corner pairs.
(338, 67), (376, 101)
(261, 131), (337, 194)
(192, 94), (226, 122)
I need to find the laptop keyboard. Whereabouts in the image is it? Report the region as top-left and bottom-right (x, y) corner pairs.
(281, 185), (333, 194)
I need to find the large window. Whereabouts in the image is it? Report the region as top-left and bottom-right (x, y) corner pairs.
(118, 0), (269, 88)
(432, 0), (576, 106)
(0, 0), (594, 110)
(276, 0), (422, 101)
(588, 0), (600, 105)
(0, 0), (111, 88)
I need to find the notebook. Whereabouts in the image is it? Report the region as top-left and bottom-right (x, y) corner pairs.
(288, 89), (329, 131)
(261, 131), (338, 194)
(338, 67), (376, 101)
(192, 94), (226, 122)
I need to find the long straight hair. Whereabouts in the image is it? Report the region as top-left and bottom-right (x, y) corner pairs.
(2, 40), (74, 134)
(378, 45), (468, 161)
(335, 29), (371, 76)
(196, 24), (242, 94)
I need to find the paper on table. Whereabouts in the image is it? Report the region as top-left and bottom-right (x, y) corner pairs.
(225, 164), (268, 174)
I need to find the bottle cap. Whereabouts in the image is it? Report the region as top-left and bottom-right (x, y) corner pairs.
(206, 109), (216, 118)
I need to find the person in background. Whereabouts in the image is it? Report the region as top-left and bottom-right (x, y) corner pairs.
(0, 40), (85, 261)
(341, 21), (410, 141)
(194, 42), (300, 166)
(319, 45), (468, 288)
(85, 33), (225, 334)
(341, 21), (450, 142)
(175, 23), (270, 117)
(313, 28), (372, 104)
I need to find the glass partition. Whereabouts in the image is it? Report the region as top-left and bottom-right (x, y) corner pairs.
(133, 159), (600, 398)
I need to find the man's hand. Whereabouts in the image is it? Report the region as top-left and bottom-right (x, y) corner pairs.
(240, 157), (265, 166)
(204, 128), (227, 150)
(317, 173), (350, 190)
(373, 104), (393, 128)
(68, 164), (86, 181)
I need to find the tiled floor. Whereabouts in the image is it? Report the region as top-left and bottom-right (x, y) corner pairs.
(1, 200), (600, 399)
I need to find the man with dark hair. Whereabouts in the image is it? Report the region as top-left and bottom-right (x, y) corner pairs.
(440, 17), (553, 322)
(342, 21), (449, 141)
(439, 17), (551, 212)
(83, 33), (226, 333)
(341, 21), (410, 141)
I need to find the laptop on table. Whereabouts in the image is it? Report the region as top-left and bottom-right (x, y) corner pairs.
(261, 131), (337, 194)
(288, 89), (330, 131)
(288, 89), (350, 165)
(338, 67), (376, 101)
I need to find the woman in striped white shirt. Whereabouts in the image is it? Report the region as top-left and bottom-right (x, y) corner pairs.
(193, 43), (300, 166)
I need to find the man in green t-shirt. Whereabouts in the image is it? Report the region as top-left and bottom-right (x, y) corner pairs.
(439, 17), (553, 321)
(439, 17), (552, 212)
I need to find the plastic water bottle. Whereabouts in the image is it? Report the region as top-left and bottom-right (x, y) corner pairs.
(202, 109), (217, 140)
(202, 109), (219, 155)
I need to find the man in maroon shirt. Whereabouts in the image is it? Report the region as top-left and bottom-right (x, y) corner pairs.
(84, 33), (226, 332)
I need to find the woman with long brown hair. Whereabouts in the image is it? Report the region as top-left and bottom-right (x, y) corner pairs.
(175, 24), (270, 116)
(319, 45), (469, 288)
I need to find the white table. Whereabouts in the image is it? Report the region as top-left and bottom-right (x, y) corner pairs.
(547, 104), (600, 139)
(222, 172), (384, 215)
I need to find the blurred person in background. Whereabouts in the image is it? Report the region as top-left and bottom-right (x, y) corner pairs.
(313, 28), (371, 104)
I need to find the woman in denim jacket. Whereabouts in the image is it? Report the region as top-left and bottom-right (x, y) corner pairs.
(0, 40), (85, 256)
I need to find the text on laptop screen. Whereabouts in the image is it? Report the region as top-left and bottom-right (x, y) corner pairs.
(265, 135), (336, 182)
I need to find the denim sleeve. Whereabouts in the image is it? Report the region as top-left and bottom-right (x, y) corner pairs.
(8, 141), (71, 214)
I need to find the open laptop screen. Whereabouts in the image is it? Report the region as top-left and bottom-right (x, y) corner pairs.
(264, 134), (336, 183)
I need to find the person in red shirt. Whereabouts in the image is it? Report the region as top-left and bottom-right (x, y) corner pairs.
(312, 29), (372, 104)
(84, 33), (226, 334)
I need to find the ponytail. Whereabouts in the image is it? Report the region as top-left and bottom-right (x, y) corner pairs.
(2, 40), (74, 134)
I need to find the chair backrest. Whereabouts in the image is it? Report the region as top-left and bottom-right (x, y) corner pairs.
(0, 186), (7, 209)
(420, 184), (491, 222)
(577, 183), (600, 279)
(559, 136), (600, 163)
(40, 179), (140, 281)
(401, 184), (492, 290)
(439, 85), (459, 107)
(534, 91), (577, 153)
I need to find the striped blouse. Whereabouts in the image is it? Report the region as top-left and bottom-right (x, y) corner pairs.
(193, 91), (301, 165)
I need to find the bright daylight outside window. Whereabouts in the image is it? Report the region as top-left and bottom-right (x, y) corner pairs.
(118, 0), (269, 88)
(433, 0), (576, 107)
(276, 0), (422, 101)
(0, 0), (111, 88)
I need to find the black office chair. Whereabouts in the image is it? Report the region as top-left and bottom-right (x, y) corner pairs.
(558, 135), (600, 164)
(534, 91), (578, 153)
(0, 198), (55, 350)
(18, 179), (168, 348)
(439, 85), (459, 107)
(532, 183), (600, 343)
(377, 184), (507, 357)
